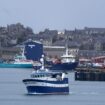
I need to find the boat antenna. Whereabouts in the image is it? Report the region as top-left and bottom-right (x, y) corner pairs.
(65, 36), (69, 55)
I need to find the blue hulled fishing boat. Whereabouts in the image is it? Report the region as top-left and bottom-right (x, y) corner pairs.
(23, 70), (69, 95)
(35, 47), (78, 72)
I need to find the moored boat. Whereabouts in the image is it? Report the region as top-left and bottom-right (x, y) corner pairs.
(43, 47), (78, 72)
(0, 51), (33, 68)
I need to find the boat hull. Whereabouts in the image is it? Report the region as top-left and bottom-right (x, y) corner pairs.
(44, 62), (78, 72)
(0, 63), (32, 68)
(23, 78), (69, 95)
(26, 86), (69, 95)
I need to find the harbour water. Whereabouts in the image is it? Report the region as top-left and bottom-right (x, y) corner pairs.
(0, 68), (105, 105)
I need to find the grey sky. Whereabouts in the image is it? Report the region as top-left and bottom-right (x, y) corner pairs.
(0, 0), (105, 32)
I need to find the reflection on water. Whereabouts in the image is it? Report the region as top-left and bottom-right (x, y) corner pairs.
(0, 68), (105, 105)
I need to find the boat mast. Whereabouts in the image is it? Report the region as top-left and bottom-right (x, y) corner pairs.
(40, 55), (44, 70)
(65, 36), (69, 55)
(21, 46), (26, 59)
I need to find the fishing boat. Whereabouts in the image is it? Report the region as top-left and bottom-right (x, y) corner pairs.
(0, 40), (43, 68)
(43, 47), (78, 72)
(0, 50), (33, 68)
(23, 70), (69, 95)
(0, 59), (33, 68)
(23, 55), (69, 95)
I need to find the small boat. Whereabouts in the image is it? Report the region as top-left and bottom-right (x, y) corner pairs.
(23, 55), (69, 95)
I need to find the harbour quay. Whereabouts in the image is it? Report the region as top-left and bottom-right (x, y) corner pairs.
(75, 67), (105, 81)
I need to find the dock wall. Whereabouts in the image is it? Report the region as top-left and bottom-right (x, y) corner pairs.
(75, 68), (105, 81)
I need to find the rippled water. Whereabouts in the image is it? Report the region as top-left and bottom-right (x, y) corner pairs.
(0, 68), (105, 105)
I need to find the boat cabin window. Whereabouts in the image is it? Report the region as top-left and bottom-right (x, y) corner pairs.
(31, 74), (50, 78)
